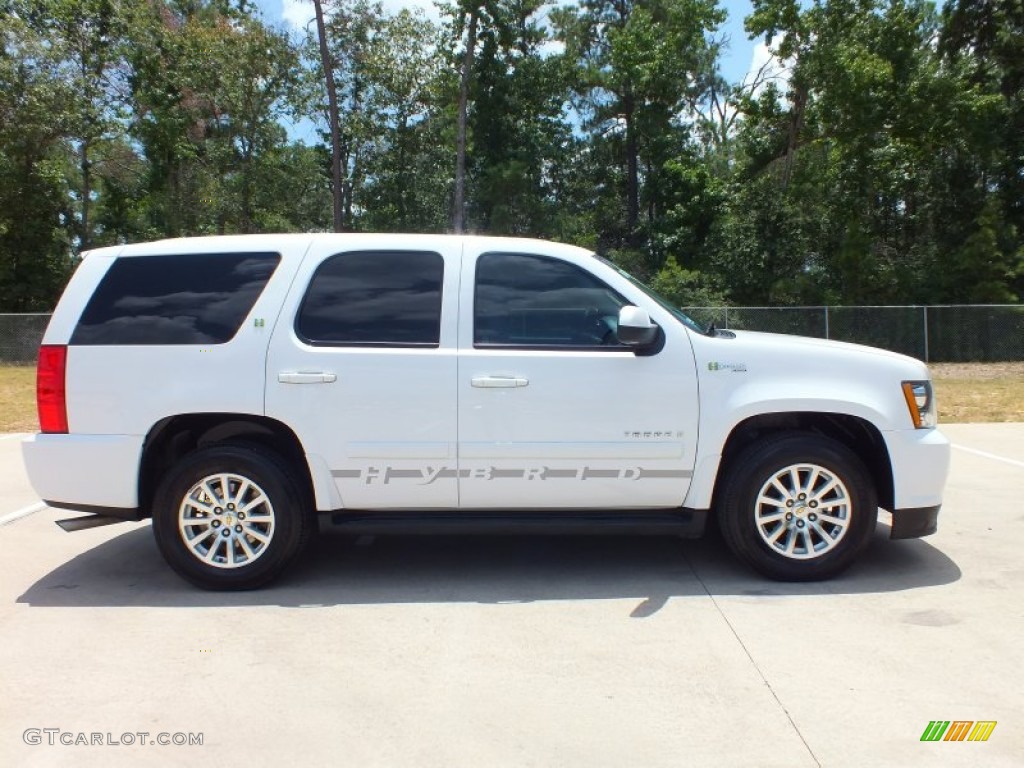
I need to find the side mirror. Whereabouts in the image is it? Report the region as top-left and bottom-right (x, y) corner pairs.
(616, 306), (658, 347)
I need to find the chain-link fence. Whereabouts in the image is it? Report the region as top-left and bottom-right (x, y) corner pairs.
(682, 305), (1024, 362)
(0, 314), (52, 364)
(2, 306), (1023, 363)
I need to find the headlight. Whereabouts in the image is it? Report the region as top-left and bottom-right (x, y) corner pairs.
(901, 380), (937, 428)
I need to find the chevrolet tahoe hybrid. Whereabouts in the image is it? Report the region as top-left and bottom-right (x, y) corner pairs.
(22, 234), (950, 589)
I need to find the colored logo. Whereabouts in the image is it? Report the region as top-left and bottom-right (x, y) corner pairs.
(920, 720), (996, 742)
(707, 361), (747, 373)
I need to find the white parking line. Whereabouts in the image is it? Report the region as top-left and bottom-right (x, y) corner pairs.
(0, 501), (47, 526)
(0, 433), (28, 441)
(952, 444), (1024, 469)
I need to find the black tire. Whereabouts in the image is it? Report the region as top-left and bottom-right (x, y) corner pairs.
(716, 433), (877, 581)
(152, 444), (314, 590)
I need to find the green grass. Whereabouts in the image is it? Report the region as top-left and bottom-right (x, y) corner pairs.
(0, 365), (37, 433)
(931, 363), (1024, 424)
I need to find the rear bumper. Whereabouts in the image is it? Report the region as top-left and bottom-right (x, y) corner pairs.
(22, 433), (142, 510)
(890, 505), (940, 539)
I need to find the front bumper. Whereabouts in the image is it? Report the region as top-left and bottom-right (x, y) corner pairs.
(890, 505), (940, 539)
(883, 427), (950, 510)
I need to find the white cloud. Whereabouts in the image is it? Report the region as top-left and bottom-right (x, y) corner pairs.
(282, 0), (313, 31)
(537, 38), (565, 59)
(280, 0), (442, 32)
(743, 40), (791, 98)
(382, 0), (442, 23)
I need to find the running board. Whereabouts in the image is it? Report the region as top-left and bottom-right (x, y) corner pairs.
(327, 509), (708, 537)
(55, 514), (131, 532)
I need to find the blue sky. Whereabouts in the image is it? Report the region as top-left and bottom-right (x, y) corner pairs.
(254, 0), (763, 86)
(253, 0), (767, 143)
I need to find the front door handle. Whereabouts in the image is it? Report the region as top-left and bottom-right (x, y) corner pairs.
(471, 375), (529, 388)
(278, 371), (337, 384)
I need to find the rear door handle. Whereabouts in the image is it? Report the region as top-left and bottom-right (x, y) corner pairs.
(471, 375), (529, 388)
(278, 371), (337, 384)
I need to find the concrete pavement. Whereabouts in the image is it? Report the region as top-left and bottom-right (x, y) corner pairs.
(0, 426), (1021, 767)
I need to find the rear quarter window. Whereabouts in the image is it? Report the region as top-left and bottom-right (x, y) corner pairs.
(70, 252), (280, 345)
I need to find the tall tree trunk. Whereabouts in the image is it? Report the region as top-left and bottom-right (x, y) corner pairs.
(646, 158), (655, 225)
(80, 139), (92, 252)
(78, 34), (92, 253)
(397, 112), (409, 225)
(624, 92), (639, 237)
(169, 160), (181, 238)
(453, 8), (479, 234)
(314, 0), (344, 232)
(782, 83), (807, 190)
(343, 75), (363, 230)
(241, 136), (253, 233)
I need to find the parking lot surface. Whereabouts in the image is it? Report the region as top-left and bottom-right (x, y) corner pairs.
(1, 424), (1022, 767)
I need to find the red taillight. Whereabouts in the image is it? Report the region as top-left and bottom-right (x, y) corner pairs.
(37, 344), (68, 434)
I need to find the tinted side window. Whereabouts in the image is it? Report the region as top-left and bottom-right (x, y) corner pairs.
(474, 252), (629, 347)
(296, 251), (443, 346)
(71, 253), (280, 345)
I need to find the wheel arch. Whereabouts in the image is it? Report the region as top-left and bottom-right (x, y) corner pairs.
(139, 414), (317, 518)
(710, 412), (894, 515)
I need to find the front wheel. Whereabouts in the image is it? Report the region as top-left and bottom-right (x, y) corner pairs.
(717, 434), (877, 581)
(152, 444), (313, 590)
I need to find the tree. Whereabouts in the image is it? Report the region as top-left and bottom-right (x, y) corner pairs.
(724, 0), (1018, 304)
(941, 0), (1024, 299)
(556, 0), (724, 244)
(313, 0), (345, 231)
(126, 0), (308, 236)
(18, 0), (129, 251)
(358, 8), (452, 232)
(465, 0), (576, 236)
(0, 7), (77, 310)
(306, 0), (400, 231)
(452, 2), (480, 233)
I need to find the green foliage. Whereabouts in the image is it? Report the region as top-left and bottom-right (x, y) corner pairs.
(649, 255), (728, 307)
(707, 170), (834, 305)
(126, 1), (310, 236)
(463, 0), (576, 236)
(556, 0), (725, 249)
(730, 0), (1021, 305)
(0, 0), (1021, 309)
(0, 8), (76, 310)
(358, 7), (455, 232)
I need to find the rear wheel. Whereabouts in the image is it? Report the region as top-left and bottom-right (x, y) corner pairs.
(152, 444), (313, 590)
(717, 434), (877, 581)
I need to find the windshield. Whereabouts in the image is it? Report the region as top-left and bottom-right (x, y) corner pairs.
(594, 255), (708, 334)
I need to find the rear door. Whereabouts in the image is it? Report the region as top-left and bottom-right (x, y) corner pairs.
(265, 237), (460, 510)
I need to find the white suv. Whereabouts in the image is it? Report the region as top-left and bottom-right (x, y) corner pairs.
(22, 234), (950, 589)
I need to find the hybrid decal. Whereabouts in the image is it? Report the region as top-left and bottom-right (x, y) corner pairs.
(332, 466), (693, 485)
(707, 361), (747, 373)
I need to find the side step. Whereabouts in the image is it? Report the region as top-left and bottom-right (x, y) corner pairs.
(55, 515), (131, 533)
(327, 509), (708, 538)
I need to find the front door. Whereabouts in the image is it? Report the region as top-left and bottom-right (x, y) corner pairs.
(457, 247), (699, 510)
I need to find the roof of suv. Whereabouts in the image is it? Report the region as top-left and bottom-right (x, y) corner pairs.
(90, 233), (595, 262)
